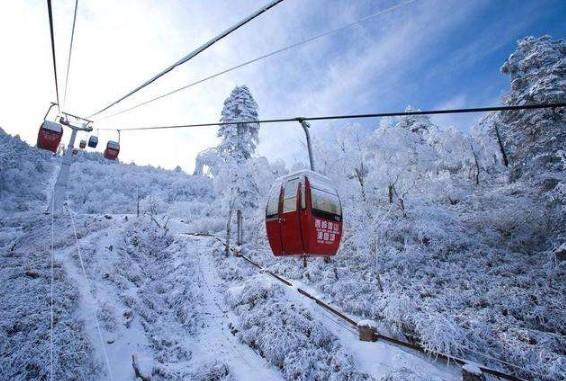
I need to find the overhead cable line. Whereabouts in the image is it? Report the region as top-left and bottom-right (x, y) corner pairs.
(49, 191), (55, 381)
(46, 0), (61, 113)
(66, 205), (114, 381)
(88, 0), (286, 118)
(98, 103), (566, 132)
(62, 0), (79, 110)
(97, 0), (419, 121)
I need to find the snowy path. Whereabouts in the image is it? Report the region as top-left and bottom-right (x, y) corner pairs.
(283, 285), (460, 380)
(187, 236), (284, 381)
(57, 217), (149, 381)
(184, 232), (460, 380)
(224, 249), (461, 380)
(39, 215), (282, 380)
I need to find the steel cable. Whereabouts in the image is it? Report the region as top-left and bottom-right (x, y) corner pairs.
(62, 0), (79, 111)
(65, 205), (114, 381)
(46, 0), (61, 113)
(49, 189), (55, 381)
(97, 102), (566, 132)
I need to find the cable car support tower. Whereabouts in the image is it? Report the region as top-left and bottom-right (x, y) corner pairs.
(50, 106), (93, 212)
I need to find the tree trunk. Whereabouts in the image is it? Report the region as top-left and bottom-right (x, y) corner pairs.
(225, 205), (234, 256)
(355, 163), (367, 203)
(236, 209), (243, 246)
(371, 240), (384, 293)
(494, 122), (509, 167)
(470, 144), (480, 185)
(136, 188), (140, 217)
(398, 197), (406, 215)
(389, 184), (405, 215)
(388, 184), (394, 204)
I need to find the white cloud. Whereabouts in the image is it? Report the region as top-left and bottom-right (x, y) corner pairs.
(0, 0), (527, 172)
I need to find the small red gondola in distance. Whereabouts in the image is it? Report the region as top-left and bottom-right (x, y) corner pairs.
(104, 140), (120, 160)
(266, 170), (342, 257)
(37, 120), (63, 153)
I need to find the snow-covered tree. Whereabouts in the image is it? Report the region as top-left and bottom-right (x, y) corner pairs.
(193, 147), (220, 176)
(495, 36), (565, 185)
(215, 85), (261, 254)
(364, 110), (440, 211)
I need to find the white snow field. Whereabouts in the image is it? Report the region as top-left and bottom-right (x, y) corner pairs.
(1, 36), (565, 380)
(0, 208), (460, 380)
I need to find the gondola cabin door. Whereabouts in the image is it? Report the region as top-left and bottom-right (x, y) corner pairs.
(265, 185), (283, 254)
(306, 175), (342, 255)
(280, 177), (304, 254)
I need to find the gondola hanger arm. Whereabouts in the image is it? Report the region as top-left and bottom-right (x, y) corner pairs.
(296, 118), (315, 172)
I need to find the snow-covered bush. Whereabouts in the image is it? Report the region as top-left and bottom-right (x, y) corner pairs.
(189, 361), (233, 381)
(0, 130), (56, 212)
(66, 153), (213, 215)
(226, 276), (372, 381)
(109, 219), (203, 377)
(0, 216), (100, 380)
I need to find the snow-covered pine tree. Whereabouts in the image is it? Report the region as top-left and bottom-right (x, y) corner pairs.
(218, 85), (260, 161)
(497, 36), (565, 186)
(216, 85), (261, 254)
(495, 35), (566, 262)
(397, 106), (434, 137)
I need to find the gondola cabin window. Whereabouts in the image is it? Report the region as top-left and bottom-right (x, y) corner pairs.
(283, 178), (302, 213)
(266, 186), (280, 219)
(311, 186), (341, 221)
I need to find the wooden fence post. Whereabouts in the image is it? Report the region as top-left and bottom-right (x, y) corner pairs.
(358, 320), (378, 342)
(462, 363), (485, 381)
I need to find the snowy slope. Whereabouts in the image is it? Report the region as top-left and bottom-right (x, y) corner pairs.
(0, 129), (464, 379)
(1, 35), (564, 381)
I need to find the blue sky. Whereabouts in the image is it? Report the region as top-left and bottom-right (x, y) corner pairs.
(0, 0), (564, 171)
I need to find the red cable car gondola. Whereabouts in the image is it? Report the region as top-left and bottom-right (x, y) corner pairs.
(266, 170), (342, 257)
(37, 103), (63, 153)
(104, 140), (120, 160)
(37, 120), (63, 153)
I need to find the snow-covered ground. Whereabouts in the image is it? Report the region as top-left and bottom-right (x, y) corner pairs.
(0, 204), (464, 380)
